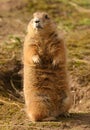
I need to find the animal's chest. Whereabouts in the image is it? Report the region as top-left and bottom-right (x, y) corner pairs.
(39, 46), (51, 64)
(37, 41), (52, 65)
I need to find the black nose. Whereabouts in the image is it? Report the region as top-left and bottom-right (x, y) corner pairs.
(35, 20), (40, 23)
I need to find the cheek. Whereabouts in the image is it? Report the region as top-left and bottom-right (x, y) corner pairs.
(40, 20), (44, 27)
(32, 21), (37, 29)
(44, 21), (50, 28)
(42, 21), (49, 28)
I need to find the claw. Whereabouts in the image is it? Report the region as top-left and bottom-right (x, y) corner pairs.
(60, 112), (71, 118)
(52, 59), (59, 69)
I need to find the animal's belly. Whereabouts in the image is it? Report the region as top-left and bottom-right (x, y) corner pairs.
(24, 65), (68, 111)
(27, 66), (66, 89)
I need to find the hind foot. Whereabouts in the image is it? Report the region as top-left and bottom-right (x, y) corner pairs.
(42, 116), (57, 122)
(60, 112), (71, 118)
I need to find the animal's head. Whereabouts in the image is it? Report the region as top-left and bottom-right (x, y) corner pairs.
(27, 12), (56, 35)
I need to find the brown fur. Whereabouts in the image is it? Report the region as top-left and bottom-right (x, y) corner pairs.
(23, 12), (72, 122)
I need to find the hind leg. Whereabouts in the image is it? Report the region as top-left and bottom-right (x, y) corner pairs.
(26, 101), (56, 122)
(27, 111), (57, 122)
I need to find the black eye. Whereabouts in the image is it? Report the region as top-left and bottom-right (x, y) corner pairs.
(45, 14), (49, 19)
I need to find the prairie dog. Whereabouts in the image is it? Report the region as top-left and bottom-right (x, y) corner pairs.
(23, 12), (72, 122)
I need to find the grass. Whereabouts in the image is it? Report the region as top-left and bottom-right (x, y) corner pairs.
(0, 35), (23, 67)
(4, 35), (22, 49)
(71, 0), (90, 9)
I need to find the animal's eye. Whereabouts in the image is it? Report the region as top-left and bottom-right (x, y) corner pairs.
(45, 14), (49, 19)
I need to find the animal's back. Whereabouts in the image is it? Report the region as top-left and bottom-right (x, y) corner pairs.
(23, 12), (72, 122)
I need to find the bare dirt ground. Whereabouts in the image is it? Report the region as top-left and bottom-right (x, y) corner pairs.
(0, 0), (90, 130)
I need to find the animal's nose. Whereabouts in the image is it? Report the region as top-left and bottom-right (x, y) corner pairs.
(35, 20), (40, 23)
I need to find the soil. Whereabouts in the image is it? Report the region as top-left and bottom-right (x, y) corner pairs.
(0, 0), (90, 130)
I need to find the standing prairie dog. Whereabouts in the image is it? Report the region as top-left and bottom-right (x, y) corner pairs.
(23, 12), (72, 122)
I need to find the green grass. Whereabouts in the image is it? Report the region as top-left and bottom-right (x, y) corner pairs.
(71, 0), (90, 9)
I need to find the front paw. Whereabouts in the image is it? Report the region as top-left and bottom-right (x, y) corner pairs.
(52, 58), (59, 68)
(32, 55), (41, 64)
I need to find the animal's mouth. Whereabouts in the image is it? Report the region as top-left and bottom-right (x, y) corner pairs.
(33, 18), (43, 30)
(35, 24), (43, 29)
